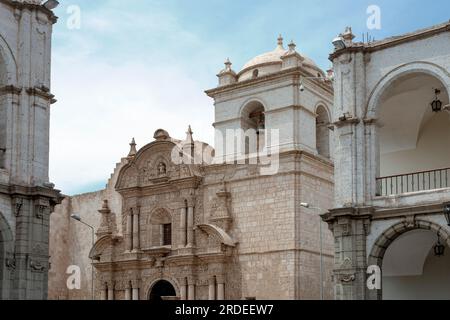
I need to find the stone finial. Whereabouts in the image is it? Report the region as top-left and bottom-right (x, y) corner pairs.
(277, 34), (284, 48)
(97, 200), (114, 237)
(342, 26), (355, 42)
(127, 138), (137, 159)
(224, 58), (232, 72)
(186, 125), (194, 144)
(288, 40), (296, 53)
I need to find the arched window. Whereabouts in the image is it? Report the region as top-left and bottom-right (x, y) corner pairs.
(241, 101), (266, 157)
(316, 105), (331, 159)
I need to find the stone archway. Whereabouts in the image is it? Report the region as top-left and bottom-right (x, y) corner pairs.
(368, 220), (450, 300)
(148, 280), (177, 301)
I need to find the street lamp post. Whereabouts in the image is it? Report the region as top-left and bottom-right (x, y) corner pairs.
(70, 214), (95, 300)
(300, 202), (324, 300)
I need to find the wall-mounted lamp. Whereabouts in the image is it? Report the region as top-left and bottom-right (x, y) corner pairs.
(431, 89), (443, 113)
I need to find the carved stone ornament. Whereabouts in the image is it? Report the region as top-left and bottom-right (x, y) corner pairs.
(13, 198), (23, 217)
(6, 258), (16, 270)
(30, 260), (46, 273)
(338, 274), (356, 283)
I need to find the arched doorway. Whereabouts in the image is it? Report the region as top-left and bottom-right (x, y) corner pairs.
(149, 280), (177, 301)
(382, 229), (450, 299)
(375, 71), (450, 196)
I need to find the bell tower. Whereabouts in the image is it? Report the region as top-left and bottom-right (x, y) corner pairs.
(0, 0), (62, 300)
(206, 36), (334, 163)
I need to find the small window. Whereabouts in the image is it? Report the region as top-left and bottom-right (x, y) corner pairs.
(162, 224), (172, 246)
(252, 69), (259, 79)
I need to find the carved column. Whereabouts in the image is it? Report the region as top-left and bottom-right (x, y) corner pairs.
(187, 277), (196, 301)
(126, 211), (133, 252)
(124, 282), (131, 300)
(132, 207), (140, 251)
(131, 280), (140, 300)
(208, 277), (216, 300)
(107, 281), (115, 301)
(180, 278), (187, 300)
(187, 198), (195, 247)
(180, 205), (187, 248)
(101, 283), (108, 300)
(216, 275), (225, 301)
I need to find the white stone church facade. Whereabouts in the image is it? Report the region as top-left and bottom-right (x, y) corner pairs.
(48, 36), (336, 300)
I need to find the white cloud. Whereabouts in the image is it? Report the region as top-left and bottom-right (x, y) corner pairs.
(50, 2), (222, 195)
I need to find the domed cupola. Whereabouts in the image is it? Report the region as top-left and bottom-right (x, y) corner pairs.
(237, 35), (325, 82)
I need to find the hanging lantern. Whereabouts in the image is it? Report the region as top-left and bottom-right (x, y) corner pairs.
(434, 235), (445, 257)
(431, 89), (443, 113)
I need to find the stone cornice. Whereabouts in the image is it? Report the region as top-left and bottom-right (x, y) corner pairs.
(333, 116), (360, 128)
(0, 0), (58, 24)
(117, 176), (203, 198)
(0, 182), (63, 203)
(322, 206), (374, 223)
(0, 85), (22, 96)
(27, 86), (57, 104)
(205, 67), (333, 97)
(371, 202), (447, 220)
(330, 21), (450, 61)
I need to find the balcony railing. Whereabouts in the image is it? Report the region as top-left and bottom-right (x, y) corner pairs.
(376, 167), (450, 197)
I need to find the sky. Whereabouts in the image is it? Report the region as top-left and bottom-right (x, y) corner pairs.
(49, 0), (450, 195)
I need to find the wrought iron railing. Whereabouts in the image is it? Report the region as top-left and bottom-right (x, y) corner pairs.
(376, 167), (450, 196)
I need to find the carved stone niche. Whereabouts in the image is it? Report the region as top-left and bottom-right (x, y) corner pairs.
(209, 186), (233, 231)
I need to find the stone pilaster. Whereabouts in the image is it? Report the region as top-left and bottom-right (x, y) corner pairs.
(187, 276), (196, 300)
(179, 205), (187, 248)
(208, 277), (216, 300)
(186, 198), (195, 248)
(216, 275), (225, 301)
(132, 207), (140, 252)
(126, 211), (133, 252)
(131, 280), (140, 300)
(322, 207), (373, 300)
(180, 277), (188, 300)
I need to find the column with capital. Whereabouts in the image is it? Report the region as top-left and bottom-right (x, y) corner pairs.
(187, 277), (196, 301)
(208, 277), (216, 300)
(107, 281), (115, 300)
(216, 275), (225, 300)
(100, 282), (108, 300)
(180, 277), (188, 300)
(131, 280), (140, 300)
(126, 210), (133, 252)
(124, 282), (131, 300)
(132, 207), (140, 252)
(180, 204), (187, 248)
(186, 198), (195, 247)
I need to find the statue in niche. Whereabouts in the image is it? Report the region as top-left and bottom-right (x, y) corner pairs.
(158, 162), (167, 176)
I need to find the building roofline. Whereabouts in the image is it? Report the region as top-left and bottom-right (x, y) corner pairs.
(330, 20), (450, 61)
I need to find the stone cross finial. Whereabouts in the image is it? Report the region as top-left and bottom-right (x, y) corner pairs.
(224, 58), (232, 72)
(288, 40), (296, 53)
(128, 138), (137, 158)
(277, 34), (284, 48)
(342, 26), (355, 41)
(186, 125), (194, 143)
